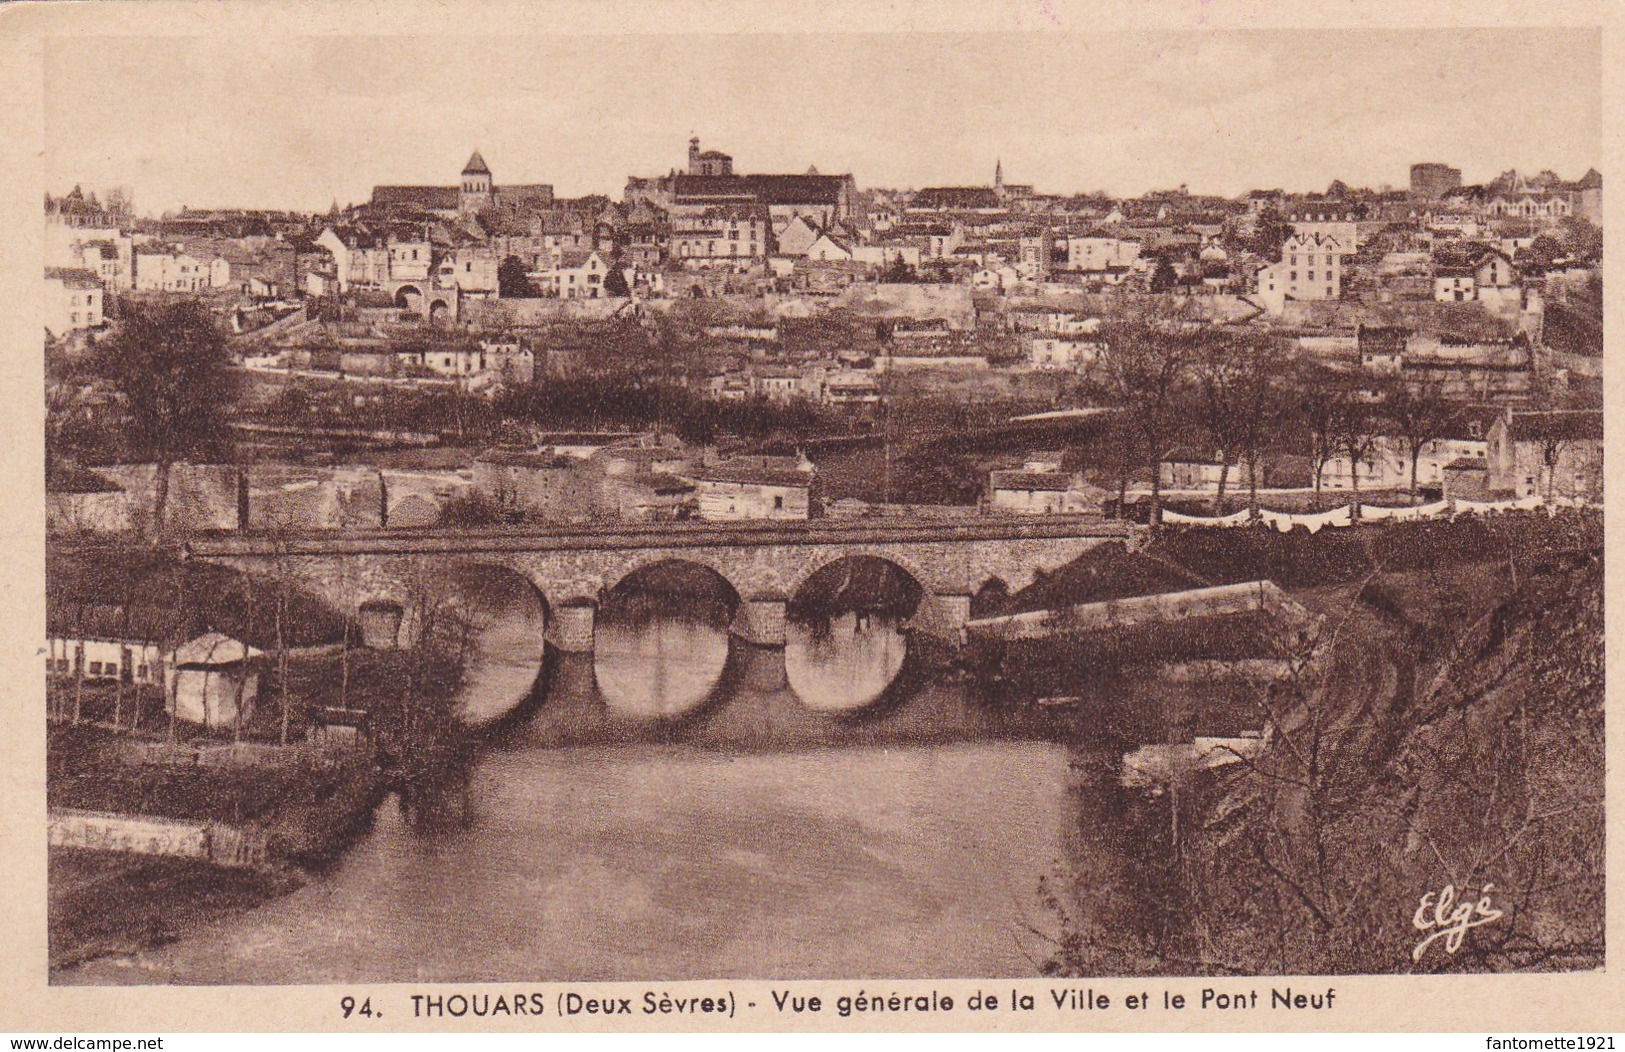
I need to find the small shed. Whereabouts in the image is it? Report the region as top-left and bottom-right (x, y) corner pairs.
(167, 632), (263, 730)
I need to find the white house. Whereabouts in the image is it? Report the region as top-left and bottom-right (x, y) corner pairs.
(851, 241), (923, 271)
(1255, 232), (1344, 315)
(166, 632), (263, 730)
(134, 251), (230, 293)
(1064, 236), (1141, 272)
(1028, 337), (1101, 372)
(690, 464), (814, 520)
(535, 249), (610, 299)
(44, 267), (104, 334)
(986, 469), (1097, 514)
(805, 233), (854, 263)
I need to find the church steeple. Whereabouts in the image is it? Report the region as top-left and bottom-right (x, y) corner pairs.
(460, 150), (493, 215)
(994, 158), (1004, 194)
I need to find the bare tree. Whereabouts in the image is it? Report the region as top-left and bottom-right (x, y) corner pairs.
(1237, 336), (1292, 521)
(1296, 362), (1343, 509)
(1331, 384), (1380, 514)
(1098, 300), (1206, 528)
(1381, 378), (1455, 503)
(1193, 334), (1246, 513)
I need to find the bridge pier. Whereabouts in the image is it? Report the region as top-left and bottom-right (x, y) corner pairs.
(911, 592), (972, 647)
(730, 596), (787, 647)
(550, 601), (597, 653)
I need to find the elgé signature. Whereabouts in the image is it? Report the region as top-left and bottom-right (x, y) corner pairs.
(1412, 884), (1504, 962)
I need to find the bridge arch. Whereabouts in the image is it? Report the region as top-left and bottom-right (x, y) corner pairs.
(430, 562), (550, 725)
(786, 551), (929, 619)
(393, 284), (423, 309)
(594, 557), (738, 721)
(600, 554), (743, 608)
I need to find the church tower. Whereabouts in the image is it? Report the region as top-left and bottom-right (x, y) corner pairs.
(460, 150), (494, 215)
(994, 158), (1005, 198)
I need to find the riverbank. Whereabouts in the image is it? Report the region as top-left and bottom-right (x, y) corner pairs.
(47, 725), (387, 974)
(1040, 539), (1604, 975)
(49, 848), (304, 972)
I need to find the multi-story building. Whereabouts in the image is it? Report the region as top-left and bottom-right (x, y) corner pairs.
(1254, 232), (1344, 314)
(44, 267), (104, 334)
(670, 205), (771, 266)
(627, 139), (857, 235)
(134, 251), (230, 293)
(1064, 236), (1140, 272)
(1486, 410), (1603, 500)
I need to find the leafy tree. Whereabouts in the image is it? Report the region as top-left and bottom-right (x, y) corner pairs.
(602, 264), (631, 298)
(95, 299), (235, 541)
(1520, 234), (1563, 270)
(881, 257), (919, 283)
(1557, 217), (1603, 263)
(1249, 207), (1294, 258)
(497, 255), (537, 298)
(1193, 335), (1248, 513)
(1148, 257), (1179, 293)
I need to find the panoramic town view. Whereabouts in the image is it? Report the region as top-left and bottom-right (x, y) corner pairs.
(43, 30), (1602, 983)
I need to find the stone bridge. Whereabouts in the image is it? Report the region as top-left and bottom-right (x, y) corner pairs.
(186, 516), (1139, 651)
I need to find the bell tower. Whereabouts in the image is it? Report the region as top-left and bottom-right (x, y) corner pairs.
(460, 150), (494, 214)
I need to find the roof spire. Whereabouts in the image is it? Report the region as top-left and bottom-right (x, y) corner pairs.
(463, 150), (491, 176)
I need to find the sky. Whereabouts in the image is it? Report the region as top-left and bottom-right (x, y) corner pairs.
(44, 28), (1602, 214)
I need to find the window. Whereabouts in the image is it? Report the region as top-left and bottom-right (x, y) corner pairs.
(1290, 271), (1297, 282)
(70, 313), (78, 325)
(1308, 271), (1315, 282)
(88, 661), (103, 677)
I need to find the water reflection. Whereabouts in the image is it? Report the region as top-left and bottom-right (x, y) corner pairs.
(440, 565), (548, 726)
(594, 616), (731, 719)
(786, 611), (909, 712)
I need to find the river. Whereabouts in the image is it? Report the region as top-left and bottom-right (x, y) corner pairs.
(59, 611), (1136, 984)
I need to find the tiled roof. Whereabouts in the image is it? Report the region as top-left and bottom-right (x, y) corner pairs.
(693, 466), (813, 488)
(1357, 324), (1410, 355)
(45, 266), (101, 289)
(912, 187), (1004, 210)
(673, 174), (847, 206)
(172, 632), (264, 666)
(1507, 410), (1603, 442)
(989, 470), (1077, 492)
(463, 151), (491, 175)
(370, 185), (460, 210)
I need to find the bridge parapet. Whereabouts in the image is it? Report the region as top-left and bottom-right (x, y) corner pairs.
(184, 517), (1142, 652)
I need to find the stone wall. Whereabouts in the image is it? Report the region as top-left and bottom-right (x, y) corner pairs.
(965, 579), (1304, 641)
(48, 807), (268, 868)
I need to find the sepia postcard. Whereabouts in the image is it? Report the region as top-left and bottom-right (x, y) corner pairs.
(1, 0), (1621, 1034)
